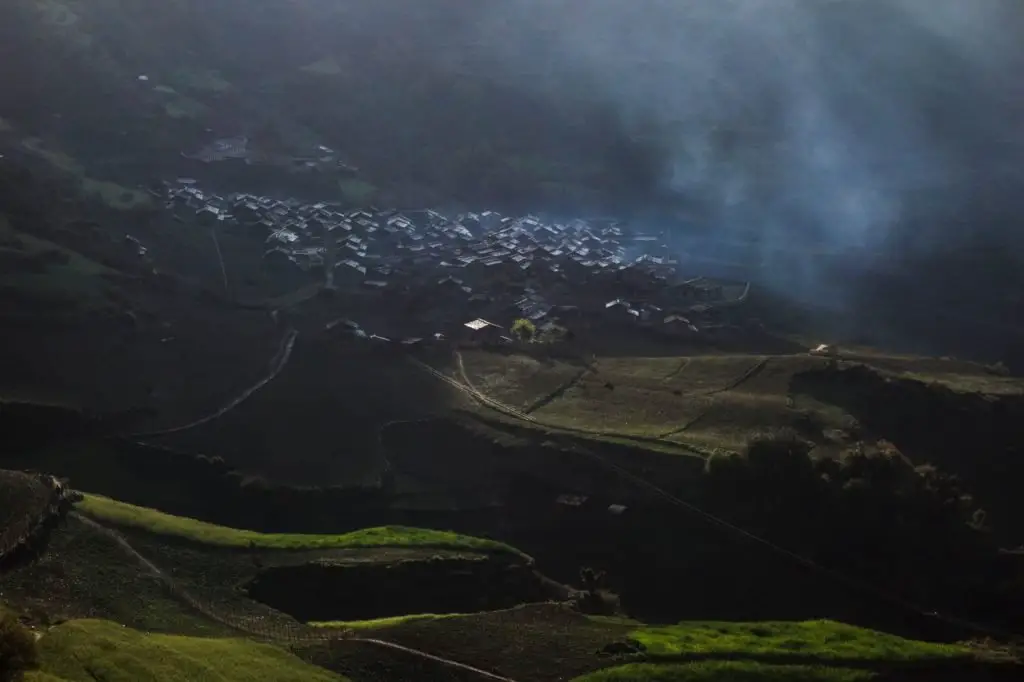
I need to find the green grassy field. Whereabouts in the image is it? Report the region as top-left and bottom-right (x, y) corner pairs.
(17, 138), (151, 210)
(458, 350), (1022, 454)
(311, 612), (465, 631)
(571, 662), (873, 682)
(295, 605), (1003, 682)
(460, 350), (588, 410)
(461, 353), (823, 452)
(627, 620), (970, 662)
(76, 494), (525, 556)
(567, 618), (979, 682)
(0, 216), (118, 311)
(25, 619), (345, 682)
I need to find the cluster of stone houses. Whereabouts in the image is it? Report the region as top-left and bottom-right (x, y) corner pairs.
(164, 180), (748, 343)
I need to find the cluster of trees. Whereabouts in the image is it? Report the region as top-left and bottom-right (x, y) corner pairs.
(702, 430), (1017, 617)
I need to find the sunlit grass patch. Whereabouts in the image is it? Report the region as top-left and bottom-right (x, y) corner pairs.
(572, 661), (875, 682)
(76, 494), (526, 557)
(310, 612), (465, 630)
(29, 619), (345, 682)
(630, 620), (970, 662)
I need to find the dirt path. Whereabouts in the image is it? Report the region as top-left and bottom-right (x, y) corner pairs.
(406, 355), (538, 423)
(70, 511), (519, 682)
(127, 327), (299, 438)
(410, 353), (711, 458)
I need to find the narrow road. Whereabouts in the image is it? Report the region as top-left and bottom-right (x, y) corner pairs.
(406, 355), (537, 423)
(408, 353), (712, 458)
(71, 511), (519, 682)
(127, 327), (299, 438)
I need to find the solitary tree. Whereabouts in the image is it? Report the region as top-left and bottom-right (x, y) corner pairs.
(511, 318), (536, 341)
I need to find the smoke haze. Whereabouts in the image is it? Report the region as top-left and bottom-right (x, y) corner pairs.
(7, 0), (1021, 352)
(460, 0), (1024, 308)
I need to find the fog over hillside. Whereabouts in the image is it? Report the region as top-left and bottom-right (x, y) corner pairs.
(312, 0), (1024, 320)
(465, 0), (1024, 300)
(3, 0), (1022, 335)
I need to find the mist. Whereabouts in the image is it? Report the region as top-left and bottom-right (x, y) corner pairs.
(459, 0), (1024, 311)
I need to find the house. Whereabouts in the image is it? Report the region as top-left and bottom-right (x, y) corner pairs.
(605, 299), (640, 324)
(663, 313), (699, 335)
(809, 343), (839, 357)
(462, 318), (504, 345)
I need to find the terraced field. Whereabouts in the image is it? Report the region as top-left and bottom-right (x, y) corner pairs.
(460, 353), (814, 452)
(458, 350), (1018, 455)
(458, 351), (588, 412)
(0, 216), (120, 312)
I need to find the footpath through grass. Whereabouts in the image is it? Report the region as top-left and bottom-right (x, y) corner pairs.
(25, 619), (345, 682)
(76, 494), (525, 557)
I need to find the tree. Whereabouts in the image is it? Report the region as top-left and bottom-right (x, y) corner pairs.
(511, 318), (536, 342)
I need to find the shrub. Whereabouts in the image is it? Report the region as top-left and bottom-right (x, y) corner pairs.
(698, 429), (1012, 614)
(703, 449), (745, 476)
(536, 322), (570, 343)
(575, 567), (619, 615)
(0, 611), (38, 682)
(743, 428), (816, 483)
(511, 318), (536, 341)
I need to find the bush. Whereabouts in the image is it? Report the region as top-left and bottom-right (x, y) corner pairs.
(743, 428), (817, 484)
(703, 432), (1004, 608)
(0, 611), (38, 682)
(703, 449), (745, 476)
(511, 318), (536, 341)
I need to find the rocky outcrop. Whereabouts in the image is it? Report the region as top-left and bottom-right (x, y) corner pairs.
(0, 470), (81, 569)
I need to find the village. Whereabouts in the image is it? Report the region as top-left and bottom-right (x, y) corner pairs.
(165, 179), (751, 347)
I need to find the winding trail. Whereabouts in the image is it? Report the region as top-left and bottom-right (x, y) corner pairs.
(128, 327), (299, 438)
(409, 353), (714, 458)
(454, 351), (537, 422)
(406, 355), (537, 423)
(71, 511), (518, 682)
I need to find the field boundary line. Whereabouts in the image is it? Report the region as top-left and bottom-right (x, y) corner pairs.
(524, 367), (591, 414)
(658, 397), (716, 439)
(661, 358), (691, 383)
(703, 356), (771, 396)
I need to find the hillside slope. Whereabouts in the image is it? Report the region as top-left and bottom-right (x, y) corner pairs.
(0, 0), (657, 213)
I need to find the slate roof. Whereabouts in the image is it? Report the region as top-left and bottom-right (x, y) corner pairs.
(163, 179), (748, 340)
